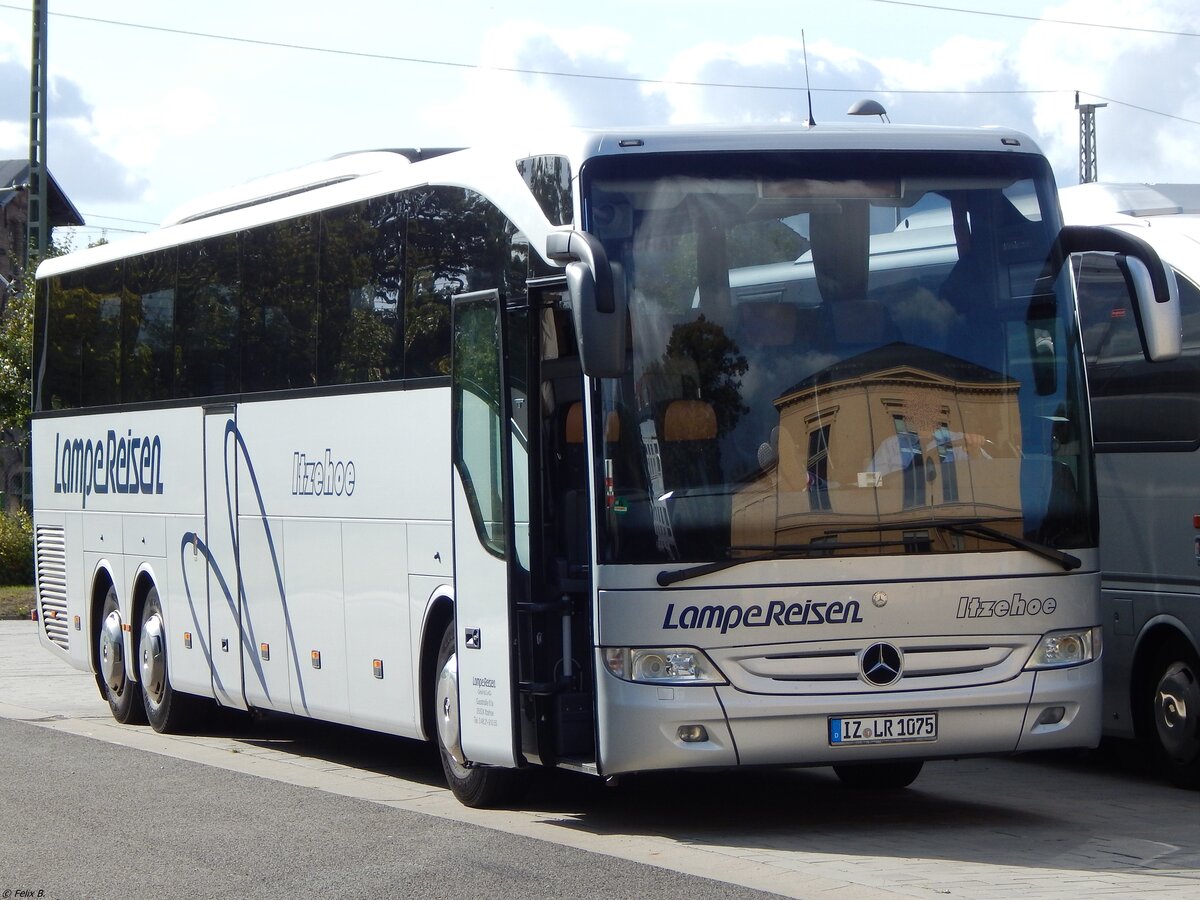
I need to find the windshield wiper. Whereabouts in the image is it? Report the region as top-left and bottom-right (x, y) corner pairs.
(943, 521), (1081, 571)
(821, 517), (1081, 572)
(657, 539), (913, 586)
(656, 517), (1080, 587)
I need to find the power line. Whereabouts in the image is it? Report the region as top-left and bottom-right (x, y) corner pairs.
(862, 0), (1200, 39)
(1, 2), (1195, 123)
(82, 211), (159, 227)
(0, 3), (1136, 97)
(66, 223), (148, 235)
(1088, 93), (1200, 127)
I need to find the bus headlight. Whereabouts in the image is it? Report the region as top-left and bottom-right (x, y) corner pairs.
(603, 647), (727, 684)
(1024, 626), (1102, 670)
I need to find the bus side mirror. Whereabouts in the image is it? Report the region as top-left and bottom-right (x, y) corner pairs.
(547, 231), (628, 378)
(1114, 254), (1182, 362)
(1057, 224), (1182, 362)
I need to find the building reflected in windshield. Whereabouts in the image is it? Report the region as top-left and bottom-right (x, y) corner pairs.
(732, 343), (1024, 554)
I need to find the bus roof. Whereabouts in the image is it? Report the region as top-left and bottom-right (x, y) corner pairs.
(38, 122), (1042, 280)
(1059, 182), (1200, 220)
(1059, 182), (1200, 284)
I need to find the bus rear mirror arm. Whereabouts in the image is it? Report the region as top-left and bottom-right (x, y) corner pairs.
(547, 230), (628, 378)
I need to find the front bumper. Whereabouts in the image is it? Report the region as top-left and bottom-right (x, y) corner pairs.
(594, 655), (1101, 775)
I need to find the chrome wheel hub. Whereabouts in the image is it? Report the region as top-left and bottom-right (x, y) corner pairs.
(435, 650), (467, 768)
(1155, 661), (1200, 762)
(140, 612), (167, 705)
(99, 610), (125, 693)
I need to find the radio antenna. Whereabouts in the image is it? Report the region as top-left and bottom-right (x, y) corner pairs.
(802, 30), (816, 127)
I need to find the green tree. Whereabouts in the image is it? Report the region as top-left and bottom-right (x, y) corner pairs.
(663, 315), (749, 435)
(0, 256), (37, 436)
(1, 243), (68, 433)
(0, 507), (33, 583)
(2, 244), (67, 515)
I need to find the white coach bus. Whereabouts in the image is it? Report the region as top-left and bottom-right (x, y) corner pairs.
(1066, 182), (1200, 788)
(31, 126), (1179, 806)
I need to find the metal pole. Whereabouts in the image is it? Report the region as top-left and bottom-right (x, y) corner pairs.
(1075, 92), (1107, 185)
(28, 0), (49, 261)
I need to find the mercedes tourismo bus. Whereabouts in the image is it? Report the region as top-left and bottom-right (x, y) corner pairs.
(30, 126), (1180, 806)
(1065, 182), (1200, 788)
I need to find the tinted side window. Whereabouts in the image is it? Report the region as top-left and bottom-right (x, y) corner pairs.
(318, 199), (404, 385)
(516, 155), (573, 226)
(177, 235), (240, 398)
(1077, 253), (1200, 445)
(35, 190), (527, 409)
(241, 216), (318, 392)
(404, 189), (455, 379)
(80, 262), (123, 408)
(123, 250), (176, 403)
(37, 273), (86, 411)
(404, 187), (526, 379)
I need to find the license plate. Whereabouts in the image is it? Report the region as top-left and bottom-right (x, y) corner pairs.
(829, 712), (938, 745)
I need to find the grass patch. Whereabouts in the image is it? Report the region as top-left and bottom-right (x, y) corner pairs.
(0, 584), (35, 620)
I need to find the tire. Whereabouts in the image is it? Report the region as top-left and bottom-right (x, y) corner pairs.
(1146, 645), (1200, 790)
(97, 585), (146, 725)
(833, 760), (924, 790)
(139, 586), (199, 733)
(433, 621), (521, 807)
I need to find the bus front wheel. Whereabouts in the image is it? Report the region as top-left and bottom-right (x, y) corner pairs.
(97, 585), (146, 725)
(434, 621), (521, 807)
(1148, 645), (1200, 790)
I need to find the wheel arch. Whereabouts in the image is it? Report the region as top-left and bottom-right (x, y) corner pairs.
(418, 587), (455, 744)
(127, 564), (162, 685)
(87, 561), (119, 677)
(1130, 616), (1200, 740)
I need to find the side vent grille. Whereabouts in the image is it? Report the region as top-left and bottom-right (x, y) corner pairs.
(36, 525), (69, 650)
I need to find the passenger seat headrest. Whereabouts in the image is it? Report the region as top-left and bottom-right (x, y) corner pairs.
(663, 399), (717, 441)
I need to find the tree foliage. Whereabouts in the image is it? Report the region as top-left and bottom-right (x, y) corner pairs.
(663, 315), (749, 435)
(0, 507), (33, 584)
(0, 253), (40, 437)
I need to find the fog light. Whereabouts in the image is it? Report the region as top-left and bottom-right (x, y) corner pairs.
(677, 724), (708, 743)
(1035, 706), (1065, 726)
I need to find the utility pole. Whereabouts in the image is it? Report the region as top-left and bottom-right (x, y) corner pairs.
(28, 0), (49, 262)
(1076, 91), (1107, 185)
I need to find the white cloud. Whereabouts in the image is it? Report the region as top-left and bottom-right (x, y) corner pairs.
(89, 87), (220, 170)
(6, 1), (1196, 226)
(884, 36), (1010, 92)
(0, 121), (22, 156)
(1017, 0), (1200, 183)
(0, 31), (148, 205)
(653, 37), (816, 125)
(439, 22), (670, 137)
(450, 6), (1200, 187)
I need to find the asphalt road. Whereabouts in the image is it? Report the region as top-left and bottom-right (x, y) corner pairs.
(2, 621), (1198, 899)
(0, 716), (776, 900)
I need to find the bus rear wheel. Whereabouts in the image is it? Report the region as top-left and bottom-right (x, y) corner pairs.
(1148, 645), (1200, 789)
(833, 760), (923, 790)
(434, 621), (521, 807)
(97, 585), (146, 725)
(139, 587), (199, 733)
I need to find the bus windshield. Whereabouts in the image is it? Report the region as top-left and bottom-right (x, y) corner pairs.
(584, 150), (1093, 565)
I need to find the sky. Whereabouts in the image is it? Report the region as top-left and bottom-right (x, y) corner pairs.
(1, 0), (1198, 245)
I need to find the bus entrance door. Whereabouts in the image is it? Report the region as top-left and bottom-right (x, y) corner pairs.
(450, 289), (522, 768)
(203, 406), (247, 710)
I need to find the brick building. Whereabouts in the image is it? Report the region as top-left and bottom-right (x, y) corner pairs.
(1, 160), (84, 292)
